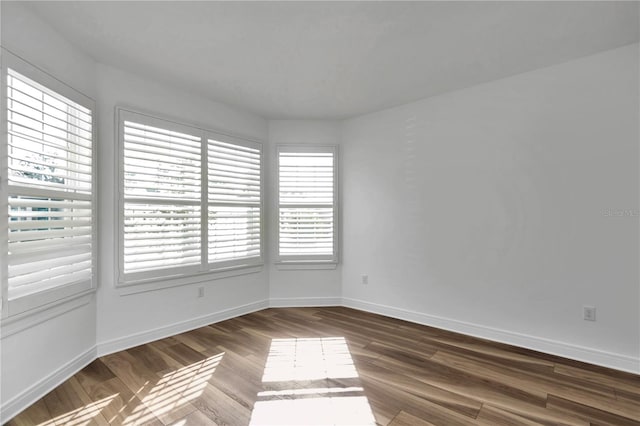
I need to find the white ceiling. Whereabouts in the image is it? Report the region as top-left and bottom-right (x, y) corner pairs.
(25, 1), (639, 120)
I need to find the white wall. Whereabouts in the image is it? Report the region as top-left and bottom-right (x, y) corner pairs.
(267, 120), (342, 305)
(1, 4), (638, 422)
(95, 63), (269, 353)
(1, 2), (98, 418)
(0, 2), (96, 98)
(342, 44), (640, 373)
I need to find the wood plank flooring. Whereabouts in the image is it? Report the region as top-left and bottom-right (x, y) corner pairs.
(6, 307), (640, 425)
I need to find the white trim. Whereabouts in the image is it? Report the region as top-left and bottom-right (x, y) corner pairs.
(341, 297), (640, 375)
(269, 297), (342, 308)
(3, 297), (638, 423)
(8, 282), (94, 317)
(0, 346), (96, 423)
(275, 262), (338, 271)
(116, 265), (263, 296)
(96, 299), (269, 357)
(1, 292), (93, 338)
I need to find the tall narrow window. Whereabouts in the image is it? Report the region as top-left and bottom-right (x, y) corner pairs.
(4, 65), (95, 307)
(277, 146), (337, 263)
(118, 109), (263, 285)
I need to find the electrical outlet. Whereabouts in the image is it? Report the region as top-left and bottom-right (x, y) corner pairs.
(583, 306), (596, 321)
(361, 275), (368, 285)
(198, 286), (205, 298)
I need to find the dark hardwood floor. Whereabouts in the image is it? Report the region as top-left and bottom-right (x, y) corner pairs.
(6, 307), (640, 425)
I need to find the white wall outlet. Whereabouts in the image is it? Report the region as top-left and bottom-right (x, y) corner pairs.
(198, 286), (205, 298)
(583, 306), (596, 321)
(361, 275), (368, 285)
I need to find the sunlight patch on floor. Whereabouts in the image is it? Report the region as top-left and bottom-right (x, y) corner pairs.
(262, 337), (358, 382)
(252, 337), (375, 425)
(137, 352), (223, 419)
(49, 395), (115, 426)
(251, 395), (376, 425)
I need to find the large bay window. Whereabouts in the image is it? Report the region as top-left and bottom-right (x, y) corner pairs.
(118, 109), (262, 285)
(277, 146), (338, 264)
(1, 51), (96, 315)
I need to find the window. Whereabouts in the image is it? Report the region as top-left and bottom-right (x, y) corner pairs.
(1, 53), (96, 314)
(207, 138), (261, 265)
(277, 146), (338, 264)
(118, 109), (262, 285)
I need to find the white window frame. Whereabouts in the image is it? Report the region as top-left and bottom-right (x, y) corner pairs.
(1, 50), (97, 317)
(276, 145), (339, 266)
(116, 108), (263, 288)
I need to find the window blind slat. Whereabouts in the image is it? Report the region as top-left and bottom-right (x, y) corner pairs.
(9, 252), (92, 278)
(9, 269), (91, 291)
(123, 165), (201, 181)
(209, 139), (260, 155)
(9, 128), (92, 155)
(124, 132), (201, 153)
(9, 219), (91, 230)
(124, 150), (200, 170)
(124, 120), (200, 142)
(9, 244), (91, 266)
(124, 143), (200, 162)
(9, 236), (92, 255)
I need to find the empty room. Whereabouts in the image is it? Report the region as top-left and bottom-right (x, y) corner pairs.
(1, 1), (639, 425)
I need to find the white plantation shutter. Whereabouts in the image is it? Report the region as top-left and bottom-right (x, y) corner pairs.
(118, 110), (263, 284)
(5, 68), (95, 298)
(122, 117), (202, 277)
(278, 147), (337, 262)
(208, 139), (262, 266)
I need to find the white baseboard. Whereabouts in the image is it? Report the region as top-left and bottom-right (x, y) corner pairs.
(97, 299), (269, 357)
(342, 297), (640, 375)
(1, 346), (97, 423)
(4, 296), (637, 424)
(269, 296), (342, 308)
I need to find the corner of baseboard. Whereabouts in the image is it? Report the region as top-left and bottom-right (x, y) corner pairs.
(1, 345), (97, 424)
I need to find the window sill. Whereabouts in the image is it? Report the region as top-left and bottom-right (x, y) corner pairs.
(116, 263), (263, 296)
(275, 261), (338, 271)
(4, 280), (94, 318)
(1, 289), (94, 338)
